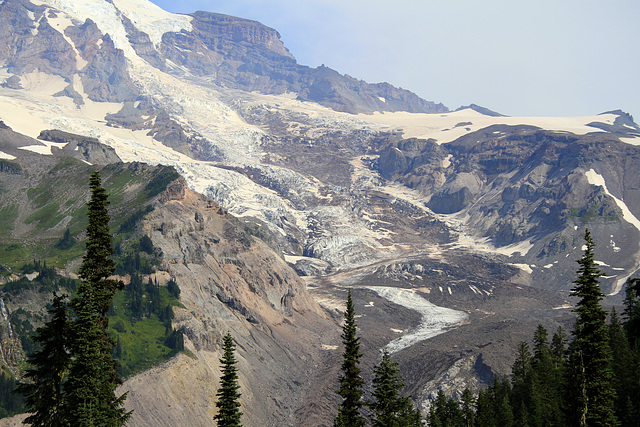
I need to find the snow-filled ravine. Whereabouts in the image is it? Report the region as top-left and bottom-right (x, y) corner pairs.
(365, 286), (468, 354)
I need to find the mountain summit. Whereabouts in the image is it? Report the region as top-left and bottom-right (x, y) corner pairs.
(0, 0), (446, 113)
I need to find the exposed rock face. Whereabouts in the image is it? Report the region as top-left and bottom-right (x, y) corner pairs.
(428, 187), (473, 214)
(1, 0), (443, 115)
(375, 124), (640, 295)
(38, 129), (122, 164)
(120, 180), (337, 426)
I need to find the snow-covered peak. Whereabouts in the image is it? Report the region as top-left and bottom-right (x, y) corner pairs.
(32, 0), (192, 56)
(111, 0), (192, 48)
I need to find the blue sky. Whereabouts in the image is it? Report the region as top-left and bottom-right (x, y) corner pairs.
(149, 0), (640, 120)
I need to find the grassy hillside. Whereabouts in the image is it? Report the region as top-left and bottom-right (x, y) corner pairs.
(0, 156), (183, 417)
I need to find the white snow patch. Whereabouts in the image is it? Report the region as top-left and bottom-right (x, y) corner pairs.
(356, 110), (621, 144)
(442, 154), (453, 168)
(594, 260), (610, 267)
(0, 151), (16, 160)
(111, 0), (193, 49)
(553, 304), (572, 310)
(610, 268), (640, 296)
(18, 145), (52, 155)
(365, 286), (467, 354)
(510, 263), (533, 274)
(620, 136), (640, 145)
(44, 9), (88, 69)
(585, 169), (640, 232)
(610, 238), (621, 252)
(321, 344), (338, 351)
(17, 71), (67, 96)
(378, 96), (386, 103)
(544, 264), (554, 269)
(612, 267), (625, 271)
(494, 239), (534, 257)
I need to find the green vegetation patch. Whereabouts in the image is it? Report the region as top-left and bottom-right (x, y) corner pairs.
(25, 203), (63, 230)
(0, 205), (18, 237)
(144, 166), (180, 198)
(568, 205), (619, 223)
(108, 284), (183, 379)
(0, 243), (30, 268)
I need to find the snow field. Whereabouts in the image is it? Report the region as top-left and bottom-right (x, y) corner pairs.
(365, 286), (468, 354)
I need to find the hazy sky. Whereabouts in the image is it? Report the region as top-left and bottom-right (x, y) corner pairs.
(149, 0), (640, 120)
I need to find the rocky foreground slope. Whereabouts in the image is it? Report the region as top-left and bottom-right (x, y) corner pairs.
(124, 178), (337, 426)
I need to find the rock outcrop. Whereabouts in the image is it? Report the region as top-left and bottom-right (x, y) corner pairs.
(119, 179), (337, 426)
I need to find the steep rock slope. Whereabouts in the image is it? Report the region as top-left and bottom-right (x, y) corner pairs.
(0, 132), (339, 425)
(120, 178), (337, 426)
(0, 0), (445, 114)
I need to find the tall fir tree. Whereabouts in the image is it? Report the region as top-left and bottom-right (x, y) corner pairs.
(623, 277), (640, 350)
(608, 308), (640, 426)
(214, 332), (242, 427)
(77, 171), (123, 324)
(460, 388), (475, 427)
(335, 289), (366, 427)
(64, 171), (130, 426)
(511, 341), (541, 427)
(16, 293), (70, 427)
(568, 229), (616, 426)
(370, 347), (420, 426)
(531, 325), (564, 426)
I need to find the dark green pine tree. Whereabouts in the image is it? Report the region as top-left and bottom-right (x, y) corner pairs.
(370, 347), (420, 426)
(64, 171), (130, 426)
(608, 308), (639, 425)
(460, 388), (475, 427)
(16, 293), (70, 427)
(531, 325), (564, 426)
(474, 387), (496, 427)
(335, 289), (366, 427)
(511, 341), (541, 427)
(569, 229), (616, 426)
(623, 277), (640, 350)
(77, 171), (124, 324)
(214, 332), (242, 427)
(429, 389), (463, 427)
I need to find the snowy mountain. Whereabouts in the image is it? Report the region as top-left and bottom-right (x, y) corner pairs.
(1, 0), (640, 424)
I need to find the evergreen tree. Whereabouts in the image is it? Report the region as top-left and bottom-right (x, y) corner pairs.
(493, 376), (514, 427)
(77, 172), (124, 324)
(64, 171), (130, 426)
(511, 341), (540, 427)
(568, 230), (616, 426)
(608, 308), (639, 425)
(623, 277), (640, 350)
(531, 325), (564, 426)
(335, 289), (366, 427)
(370, 347), (420, 426)
(214, 332), (242, 427)
(550, 327), (568, 371)
(16, 293), (70, 426)
(460, 389), (475, 427)
(429, 390), (464, 427)
(474, 387), (496, 427)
